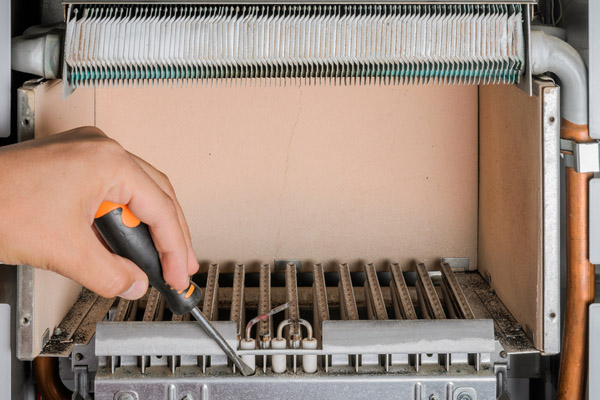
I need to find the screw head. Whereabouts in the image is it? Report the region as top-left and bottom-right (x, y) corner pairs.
(514, 323), (522, 331)
(457, 393), (473, 400)
(118, 394), (135, 400)
(74, 353), (83, 361)
(429, 395), (439, 400)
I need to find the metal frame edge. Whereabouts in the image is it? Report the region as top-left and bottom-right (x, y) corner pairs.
(542, 83), (560, 355)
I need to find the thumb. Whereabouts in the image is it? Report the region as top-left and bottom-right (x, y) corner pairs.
(61, 230), (149, 299)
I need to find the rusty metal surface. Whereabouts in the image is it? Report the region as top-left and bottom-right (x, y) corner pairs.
(415, 262), (446, 320)
(454, 272), (535, 353)
(113, 298), (131, 322)
(363, 263), (388, 320)
(229, 263), (246, 337)
(202, 263), (220, 321)
(41, 290), (115, 357)
(338, 263), (358, 321)
(312, 263), (329, 340)
(285, 263), (300, 339)
(440, 262), (474, 319)
(258, 263), (272, 340)
(44, 263), (535, 364)
(389, 263), (417, 320)
(216, 286), (411, 310)
(142, 288), (163, 322)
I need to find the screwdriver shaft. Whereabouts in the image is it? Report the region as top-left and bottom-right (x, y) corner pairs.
(189, 307), (254, 376)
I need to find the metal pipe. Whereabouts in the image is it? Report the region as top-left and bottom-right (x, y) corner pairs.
(531, 30), (592, 400)
(33, 357), (71, 400)
(298, 319), (314, 341)
(531, 30), (588, 125)
(558, 120), (595, 400)
(277, 319), (292, 340)
(245, 301), (293, 341)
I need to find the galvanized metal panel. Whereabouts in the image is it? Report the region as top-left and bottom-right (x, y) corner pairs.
(94, 372), (498, 400)
(589, 303), (600, 398)
(0, 0), (9, 137)
(321, 319), (495, 354)
(542, 84), (560, 354)
(590, 179), (600, 264)
(95, 321), (237, 356)
(590, 0), (599, 138)
(0, 304), (10, 399)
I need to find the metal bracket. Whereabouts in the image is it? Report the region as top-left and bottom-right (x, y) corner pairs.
(16, 80), (40, 142)
(589, 304), (600, 397)
(561, 139), (600, 173)
(72, 365), (91, 400)
(494, 363), (509, 399)
(588, 179), (600, 264)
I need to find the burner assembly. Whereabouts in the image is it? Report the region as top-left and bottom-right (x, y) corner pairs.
(39, 260), (533, 400)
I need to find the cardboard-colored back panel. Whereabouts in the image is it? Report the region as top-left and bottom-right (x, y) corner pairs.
(94, 85), (478, 271)
(479, 84), (544, 349)
(35, 82), (478, 272)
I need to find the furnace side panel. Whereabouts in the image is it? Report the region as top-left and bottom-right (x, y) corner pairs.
(479, 83), (545, 349)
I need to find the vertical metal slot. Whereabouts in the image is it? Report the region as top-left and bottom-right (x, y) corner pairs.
(440, 262), (474, 319)
(338, 263), (359, 321)
(113, 298), (131, 322)
(285, 263), (300, 344)
(312, 263), (329, 341)
(363, 263), (388, 320)
(202, 263), (220, 321)
(230, 263), (246, 339)
(389, 263), (417, 320)
(258, 263), (272, 344)
(415, 263), (446, 319)
(201, 263), (226, 368)
(142, 288), (163, 322)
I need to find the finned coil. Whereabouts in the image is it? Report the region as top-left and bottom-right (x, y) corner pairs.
(64, 3), (525, 88)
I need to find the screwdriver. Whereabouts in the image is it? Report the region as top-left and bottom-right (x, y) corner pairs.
(94, 201), (254, 376)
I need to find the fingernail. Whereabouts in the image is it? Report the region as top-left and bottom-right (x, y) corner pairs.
(118, 280), (147, 300)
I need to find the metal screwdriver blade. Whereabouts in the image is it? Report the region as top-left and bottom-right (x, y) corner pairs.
(189, 307), (255, 376)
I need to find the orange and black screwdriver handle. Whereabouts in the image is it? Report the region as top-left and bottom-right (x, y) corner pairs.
(94, 201), (202, 315)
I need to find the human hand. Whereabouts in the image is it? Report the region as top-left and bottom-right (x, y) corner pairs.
(0, 127), (198, 299)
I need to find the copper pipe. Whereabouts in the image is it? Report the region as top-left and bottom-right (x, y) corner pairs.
(558, 119), (595, 400)
(33, 357), (71, 400)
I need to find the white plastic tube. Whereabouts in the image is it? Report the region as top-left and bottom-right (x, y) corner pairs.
(239, 338), (256, 373)
(301, 338), (318, 373)
(270, 337), (287, 373)
(530, 30), (588, 125)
